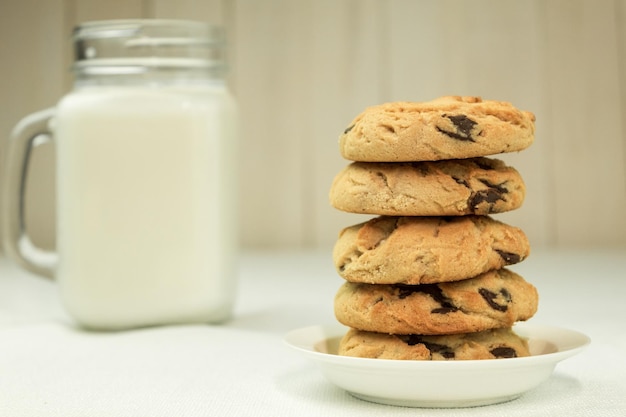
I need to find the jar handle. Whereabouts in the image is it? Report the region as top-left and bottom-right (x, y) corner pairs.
(2, 108), (57, 278)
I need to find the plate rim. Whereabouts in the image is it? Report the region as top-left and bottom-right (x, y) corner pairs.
(285, 322), (591, 369)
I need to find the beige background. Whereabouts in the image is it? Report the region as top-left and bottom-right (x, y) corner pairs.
(1, 0), (625, 254)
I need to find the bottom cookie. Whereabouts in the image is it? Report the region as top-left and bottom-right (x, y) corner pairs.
(338, 327), (530, 361)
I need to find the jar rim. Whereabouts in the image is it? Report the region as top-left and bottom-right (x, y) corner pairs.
(73, 19), (224, 42)
(71, 18), (227, 74)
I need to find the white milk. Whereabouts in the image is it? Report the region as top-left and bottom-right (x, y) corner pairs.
(54, 84), (237, 329)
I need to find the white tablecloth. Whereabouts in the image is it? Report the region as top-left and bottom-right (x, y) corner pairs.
(1, 248), (625, 416)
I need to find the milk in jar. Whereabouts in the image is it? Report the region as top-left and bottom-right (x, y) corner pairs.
(55, 84), (237, 329)
(1, 20), (238, 330)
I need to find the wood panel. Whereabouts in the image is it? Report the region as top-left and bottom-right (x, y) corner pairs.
(0, 0), (68, 251)
(233, 0), (310, 247)
(542, 0), (626, 246)
(148, 0), (224, 23)
(72, 0), (144, 21)
(618, 0), (626, 215)
(1, 0), (625, 254)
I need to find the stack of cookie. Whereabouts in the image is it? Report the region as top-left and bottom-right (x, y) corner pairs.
(329, 96), (538, 360)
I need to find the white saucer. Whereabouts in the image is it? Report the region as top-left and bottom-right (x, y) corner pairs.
(284, 323), (589, 408)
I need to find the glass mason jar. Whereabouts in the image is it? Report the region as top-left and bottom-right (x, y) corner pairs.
(2, 19), (238, 330)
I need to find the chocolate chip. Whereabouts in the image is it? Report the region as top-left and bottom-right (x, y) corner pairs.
(431, 307), (458, 314)
(452, 176), (470, 188)
(502, 288), (511, 299)
(495, 250), (522, 265)
(343, 124), (355, 134)
(468, 179), (508, 211)
(490, 346), (518, 358)
(395, 284), (459, 314)
(436, 114), (478, 142)
(398, 335), (455, 359)
(469, 189), (503, 210)
(478, 288), (511, 312)
(479, 179), (508, 193)
(449, 115), (477, 136)
(400, 334), (422, 346)
(473, 158), (495, 171)
(423, 341), (455, 359)
(396, 285), (419, 299)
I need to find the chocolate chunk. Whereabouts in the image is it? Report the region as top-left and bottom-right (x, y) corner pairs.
(479, 179), (508, 193)
(431, 307), (459, 314)
(343, 124), (355, 134)
(423, 341), (455, 359)
(495, 250), (522, 265)
(468, 179), (508, 211)
(399, 335), (455, 359)
(469, 189), (503, 210)
(473, 158), (496, 171)
(452, 176), (470, 188)
(395, 284), (459, 314)
(478, 288), (511, 312)
(490, 346), (518, 358)
(400, 334), (422, 346)
(436, 114), (478, 142)
(448, 115), (477, 136)
(396, 285), (420, 299)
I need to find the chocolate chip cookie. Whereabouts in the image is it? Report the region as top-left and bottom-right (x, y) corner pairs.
(334, 268), (538, 335)
(338, 327), (530, 360)
(334, 215), (530, 285)
(339, 96), (535, 162)
(329, 157), (525, 216)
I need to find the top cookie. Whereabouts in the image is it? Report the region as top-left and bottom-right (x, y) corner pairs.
(340, 96), (535, 162)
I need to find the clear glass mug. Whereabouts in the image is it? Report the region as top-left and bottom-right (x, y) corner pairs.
(1, 20), (238, 330)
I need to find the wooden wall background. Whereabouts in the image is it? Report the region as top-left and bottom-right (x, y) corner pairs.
(1, 0), (625, 254)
